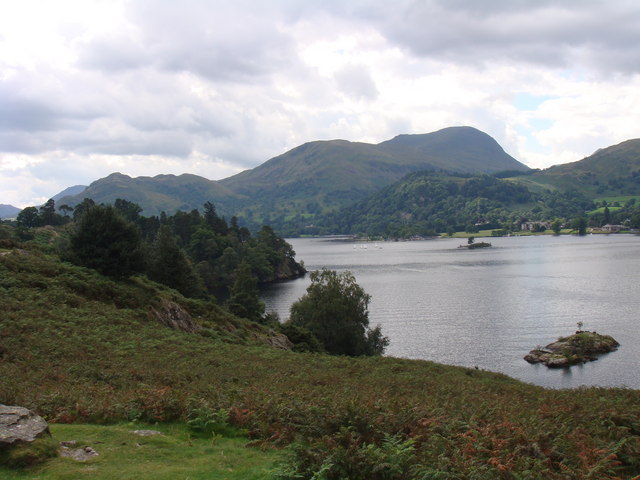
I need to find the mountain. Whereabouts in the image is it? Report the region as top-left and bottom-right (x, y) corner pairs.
(220, 126), (528, 224)
(57, 172), (243, 217)
(56, 126), (529, 224)
(311, 137), (640, 237)
(52, 185), (87, 203)
(377, 126), (527, 173)
(515, 138), (640, 196)
(0, 204), (21, 219)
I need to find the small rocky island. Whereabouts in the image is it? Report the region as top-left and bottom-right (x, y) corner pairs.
(524, 329), (619, 368)
(458, 237), (491, 249)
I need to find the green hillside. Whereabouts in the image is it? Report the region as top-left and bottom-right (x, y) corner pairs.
(514, 138), (640, 196)
(221, 126), (529, 227)
(313, 171), (594, 237)
(57, 172), (243, 217)
(53, 127), (528, 229)
(2, 234), (640, 479)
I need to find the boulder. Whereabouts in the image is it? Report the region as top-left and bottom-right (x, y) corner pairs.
(0, 405), (50, 446)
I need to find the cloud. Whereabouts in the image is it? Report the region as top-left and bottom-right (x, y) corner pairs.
(334, 64), (378, 101)
(1, 0), (640, 207)
(364, 0), (640, 75)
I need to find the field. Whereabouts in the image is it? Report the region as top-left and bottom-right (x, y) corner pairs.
(2, 245), (640, 479)
(0, 424), (278, 480)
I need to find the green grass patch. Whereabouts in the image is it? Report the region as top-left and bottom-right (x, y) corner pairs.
(588, 206), (622, 215)
(594, 195), (640, 205)
(0, 424), (279, 480)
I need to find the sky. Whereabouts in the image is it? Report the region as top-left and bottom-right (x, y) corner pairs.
(2, 0), (640, 208)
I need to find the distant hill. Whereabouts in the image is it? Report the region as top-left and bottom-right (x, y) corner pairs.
(514, 138), (640, 196)
(56, 126), (529, 224)
(0, 204), (21, 219)
(57, 172), (243, 217)
(52, 185), (87, 203)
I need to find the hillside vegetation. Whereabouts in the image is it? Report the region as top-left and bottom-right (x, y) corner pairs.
(312, 171), (595, 237)
(514, 138), (640, 197)
(55, 127), (529, 231)
(2, 237), (640, 479)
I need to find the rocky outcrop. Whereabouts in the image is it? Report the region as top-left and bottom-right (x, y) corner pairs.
(0, 405), (50, 446)
(263, 331), (294, 350)
(150, 299), (201, 333)
(525, 331), (619, 368)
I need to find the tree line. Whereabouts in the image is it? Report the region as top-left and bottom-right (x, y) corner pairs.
(9, 198), (388, 357)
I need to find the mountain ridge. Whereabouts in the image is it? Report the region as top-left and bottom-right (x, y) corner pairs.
(0, 204), (21, 219)
(32, 128), (640, 235)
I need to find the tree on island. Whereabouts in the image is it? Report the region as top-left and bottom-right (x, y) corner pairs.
(286, 268), (388, 356)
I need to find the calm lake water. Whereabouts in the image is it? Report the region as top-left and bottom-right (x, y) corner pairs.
(261, 234), (640, 389)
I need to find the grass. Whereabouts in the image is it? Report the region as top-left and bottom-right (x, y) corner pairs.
(0, 424), (279, 480)
(588, 206), (622, 215)
(2, 244), (640, 478)
(594, 195), (640, 205)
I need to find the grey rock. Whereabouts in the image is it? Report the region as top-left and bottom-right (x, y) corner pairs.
(150, 299), (201, 333)
(132, 429), (162, 436)
(264, 332), (294, 350)
(60, 446), (99, 462)
(0, 404), (50, 446)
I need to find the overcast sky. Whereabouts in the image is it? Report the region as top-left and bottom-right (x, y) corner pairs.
(2, 0), (640, 207)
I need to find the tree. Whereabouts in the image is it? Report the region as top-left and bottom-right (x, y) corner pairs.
(286, 268), (389, 356)
(551, 219), (562, 235)
(603, 206), (611, 226)
(73, 198), (96, 219)
(203, 201), (228, 235)
(58, 204), (74, 217)
(225, 261), (265, 322)
(114, 198), (143, 223)
(39, 199), (60, 226)
(572, 217), (588, 236)
(69, 205), (145, 278)
(148, 225), (204, 297)
(16, 207), (40, 228)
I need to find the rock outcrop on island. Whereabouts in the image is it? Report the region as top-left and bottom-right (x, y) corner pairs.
(525, 331), (619, 368)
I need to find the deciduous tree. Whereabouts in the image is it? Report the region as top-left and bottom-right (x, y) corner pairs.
(287, 268), (388, 356)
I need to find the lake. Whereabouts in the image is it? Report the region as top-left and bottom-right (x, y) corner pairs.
(261, 234), (640, 389)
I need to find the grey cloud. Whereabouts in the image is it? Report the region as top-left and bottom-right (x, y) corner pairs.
(355, 0), (640, 74)
(77, 0), (298, 83)
(334, 64), (378, 101)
